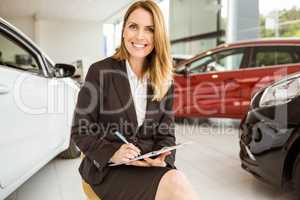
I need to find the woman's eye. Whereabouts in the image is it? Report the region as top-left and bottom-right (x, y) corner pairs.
(147, 27), (154, 33)
(129, 24), (137, 29)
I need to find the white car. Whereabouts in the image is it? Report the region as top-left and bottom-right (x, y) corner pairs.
(0, 18), (80, 199)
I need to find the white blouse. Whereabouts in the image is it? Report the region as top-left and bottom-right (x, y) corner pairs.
(125, 60), (147, 127)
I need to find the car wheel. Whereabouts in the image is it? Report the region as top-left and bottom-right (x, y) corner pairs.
(293, 154), (300, 196)
(58, 139), (81, 159)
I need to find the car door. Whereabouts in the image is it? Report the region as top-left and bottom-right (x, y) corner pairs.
(240, 45), (300, 115)
(174, 48), (248, 118)
(0, 28), (60, 189)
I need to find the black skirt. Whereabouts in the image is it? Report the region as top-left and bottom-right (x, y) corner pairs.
(91, 165), (173, 200)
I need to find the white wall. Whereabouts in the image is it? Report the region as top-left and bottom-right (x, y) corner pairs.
(2, 17), (105, 77)
(35, 19), (104, 76)
(4, 16), (35, 40)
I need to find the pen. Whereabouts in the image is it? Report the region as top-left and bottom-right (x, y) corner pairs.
(114, 131), (141, 156)
(114, 131), (130, 144)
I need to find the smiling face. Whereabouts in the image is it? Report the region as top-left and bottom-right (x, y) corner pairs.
(123, 8), (155, 63)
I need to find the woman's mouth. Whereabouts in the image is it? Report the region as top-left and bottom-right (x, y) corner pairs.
(132, 42), (147, 49)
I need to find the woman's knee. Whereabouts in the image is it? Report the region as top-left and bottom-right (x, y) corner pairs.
(156, 170), (198, 200)
(161, 170), (189, 190)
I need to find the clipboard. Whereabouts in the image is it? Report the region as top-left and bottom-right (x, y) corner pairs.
(109, 142), (190, 166)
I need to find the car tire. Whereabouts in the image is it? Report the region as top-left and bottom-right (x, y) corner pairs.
(293, 154), (300, 196)
(58, 139), (81, 159)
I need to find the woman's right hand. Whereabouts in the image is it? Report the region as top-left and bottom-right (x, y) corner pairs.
(110, 143), (141, 164)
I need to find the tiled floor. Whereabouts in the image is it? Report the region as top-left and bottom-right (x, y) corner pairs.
(11, 119), (298, 200)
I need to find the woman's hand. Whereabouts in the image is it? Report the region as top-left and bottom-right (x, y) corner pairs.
(127, 151), (171, 167)
(110, 143), (141, 164)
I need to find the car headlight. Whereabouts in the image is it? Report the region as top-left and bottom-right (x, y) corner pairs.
(259, 77), (300, 107)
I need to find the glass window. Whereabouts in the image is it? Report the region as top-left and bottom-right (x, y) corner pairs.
(251, 46), (299, 67)
(214, 49), (244, 71)
(259, 2), (300, 38)
(189, 49), (244, 74)
(188, 55), (214, 74)
(292, 46), (300, 62)
(0, 32), (40, 73)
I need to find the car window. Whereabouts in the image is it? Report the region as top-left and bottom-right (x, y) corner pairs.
(189, 48), (244, 74)
(293, 46), (300, 62)
(0, 32), (40, 73)
(250, 46), (299, 67)
(188, 55), (214, 74)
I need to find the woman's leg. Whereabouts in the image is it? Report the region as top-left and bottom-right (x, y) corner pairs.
(155, 170), (199, 200)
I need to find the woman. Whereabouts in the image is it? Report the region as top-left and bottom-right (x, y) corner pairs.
(71, 0), (198, 199)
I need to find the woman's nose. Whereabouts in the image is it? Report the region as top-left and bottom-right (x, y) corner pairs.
(136, 29), (145, 39)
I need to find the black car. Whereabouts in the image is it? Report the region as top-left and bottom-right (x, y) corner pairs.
(239, 72), (300, 195)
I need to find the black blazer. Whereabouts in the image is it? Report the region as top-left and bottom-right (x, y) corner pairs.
(71, 57), (176, 185)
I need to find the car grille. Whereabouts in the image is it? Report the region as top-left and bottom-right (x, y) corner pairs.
(239, 142), (250, 160)
(240, 123), (252, 145)
(240, 123), (254, 161)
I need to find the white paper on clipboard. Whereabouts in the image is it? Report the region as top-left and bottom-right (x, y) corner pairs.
(109, 142), (190, 167)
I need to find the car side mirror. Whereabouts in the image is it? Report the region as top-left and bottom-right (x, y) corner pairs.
(207, 61), (216, 68)
(54, 63), (76, 78)
(207, 62), (217, 72)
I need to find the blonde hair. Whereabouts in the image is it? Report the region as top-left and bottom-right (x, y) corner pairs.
(113, 0), (173, 101)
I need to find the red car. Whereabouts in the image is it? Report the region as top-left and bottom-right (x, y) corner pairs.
(173, 39), (300, 119)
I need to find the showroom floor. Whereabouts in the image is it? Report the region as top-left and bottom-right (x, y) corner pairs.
(10, 119), (298, 200)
